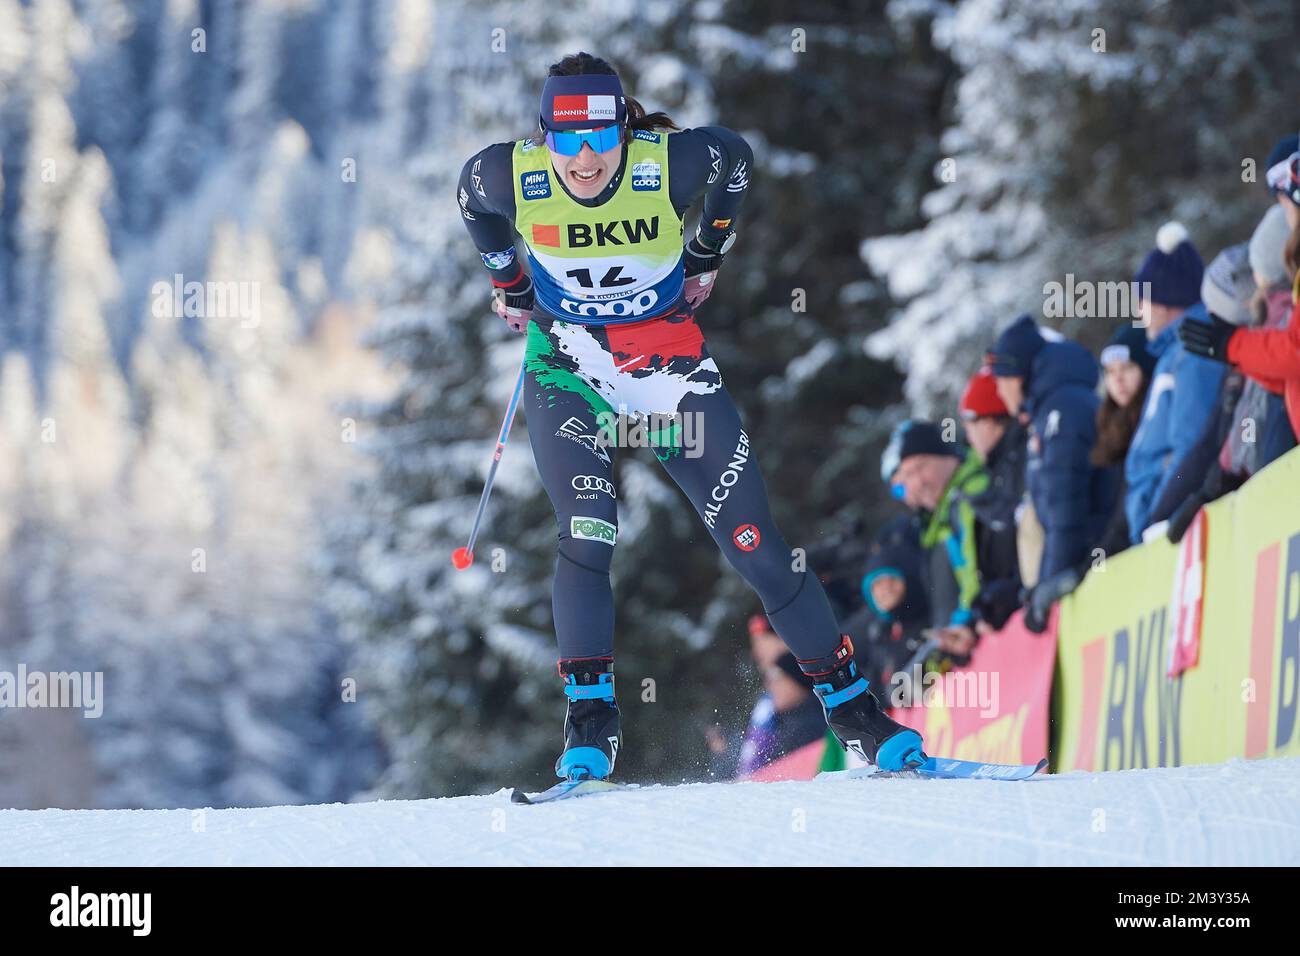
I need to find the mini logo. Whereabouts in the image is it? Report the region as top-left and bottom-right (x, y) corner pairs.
(532, 223), (561, 247)
(571, 516), (617, 546)
(521, 169), (551, 200)
(733, 523), (761, 551)
(572, 475), (616, 498)
(631, 160), (661, 191)
(632, 129), (661, 143)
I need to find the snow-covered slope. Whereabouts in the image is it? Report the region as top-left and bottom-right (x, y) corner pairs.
(6, 757), (1299, 866)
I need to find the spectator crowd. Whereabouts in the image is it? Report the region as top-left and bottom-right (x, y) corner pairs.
(726, 131), (1300, 777)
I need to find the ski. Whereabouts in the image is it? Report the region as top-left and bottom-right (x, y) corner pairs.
(819, 756), (1047, 782)
(509, 778), (627, 805)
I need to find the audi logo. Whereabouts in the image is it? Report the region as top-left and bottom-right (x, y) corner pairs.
(572, 475), (616, 497)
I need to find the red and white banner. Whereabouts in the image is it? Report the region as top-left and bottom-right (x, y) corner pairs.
(1166, 507), (1207, 678)
(551, 94), (616, 124)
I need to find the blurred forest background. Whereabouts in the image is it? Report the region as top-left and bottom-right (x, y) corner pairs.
(0, 0), (1295, 807)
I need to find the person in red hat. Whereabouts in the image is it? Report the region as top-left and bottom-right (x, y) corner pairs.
(956, 366), (1026, 630)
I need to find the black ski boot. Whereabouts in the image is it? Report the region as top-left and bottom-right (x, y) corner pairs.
(555, 657), (621, 780)
(798, 635), (925, 771)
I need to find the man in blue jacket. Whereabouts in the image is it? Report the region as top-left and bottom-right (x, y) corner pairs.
(989, 315), (1117, 629)
(1123, 222), (1227, 544)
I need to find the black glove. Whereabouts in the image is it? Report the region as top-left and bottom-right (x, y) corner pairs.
(972, 578), (1021, 632)
(1178, 313), (1236, 363)
(1021, 567), (1082, 635)
(683, 236), (725, 278)
(490, 275), (535, 333)
(1022, 588), (1051, 634)
(1166, 491), (1206, 544)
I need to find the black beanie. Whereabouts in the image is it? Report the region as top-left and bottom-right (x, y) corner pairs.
(880, 420), (961, 483)
(1100, 323), (1157, 381)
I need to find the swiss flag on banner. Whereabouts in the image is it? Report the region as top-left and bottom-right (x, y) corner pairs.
(1166, 507), (1207, 678)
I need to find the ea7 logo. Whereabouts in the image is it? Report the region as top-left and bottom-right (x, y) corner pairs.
(556, 417), (612, 465)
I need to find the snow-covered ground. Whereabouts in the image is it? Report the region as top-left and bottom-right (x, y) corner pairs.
(5, 757), (1299, 866)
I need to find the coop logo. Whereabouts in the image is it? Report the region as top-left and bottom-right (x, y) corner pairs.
(555, 416), (612, 465)
(631, 160), (661, 191)
(0, 665), (103, 718)
(572, 475), (616, 499)
(571, 516), (617, 546)
(560, 289), (660, 319)
(521, 169), (551, 200)
(50, 886), (151, 936)
(703, 430), (751, 528)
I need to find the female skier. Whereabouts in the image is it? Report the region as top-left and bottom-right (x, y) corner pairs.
(456, 52), (924, 781)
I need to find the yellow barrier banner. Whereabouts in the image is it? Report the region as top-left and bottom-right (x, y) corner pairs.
(1056, 446), (1300, 770)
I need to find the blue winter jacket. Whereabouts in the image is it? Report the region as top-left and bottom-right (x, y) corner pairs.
(1124, 303), (1229, 543)
(1022, 335), (1118, 580)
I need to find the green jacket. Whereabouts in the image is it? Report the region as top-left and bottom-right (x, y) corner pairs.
(919, 450), (989, 627)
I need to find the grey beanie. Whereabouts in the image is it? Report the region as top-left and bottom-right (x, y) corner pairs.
(1248, 205), (1290, 290)
(1201, 243), (1256, 326)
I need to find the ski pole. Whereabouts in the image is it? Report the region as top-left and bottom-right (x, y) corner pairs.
(452, 360), (527, 570)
